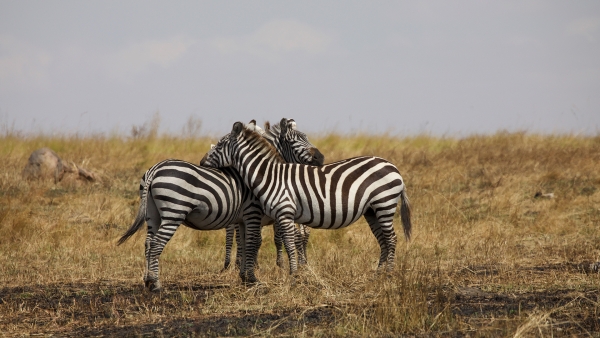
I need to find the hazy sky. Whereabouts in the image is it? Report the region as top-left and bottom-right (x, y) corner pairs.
(1, 1), (599, 136)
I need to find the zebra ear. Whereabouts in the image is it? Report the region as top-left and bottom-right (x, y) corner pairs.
(287, 119), (297, 130)
(232, 122), (244, 136)
(246, 119), (257, 131)
(279, 118), (288, 134)
(264, 121), (270, 131)
(210, 144), (215, 149)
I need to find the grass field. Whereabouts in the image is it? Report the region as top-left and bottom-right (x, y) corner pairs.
(1, 130), (599, 336)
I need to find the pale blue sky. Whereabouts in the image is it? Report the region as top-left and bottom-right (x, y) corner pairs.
(1, 1), (599, 136)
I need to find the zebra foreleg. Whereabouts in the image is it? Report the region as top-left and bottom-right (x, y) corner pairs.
(235, 223), (243, 269)
(273, 222), (285, 268)
(222, 224), (235, 272)
(145, 223), (180, 292)
(297, 224), (310, 265)
(277, 219), (298, 276)
(294, 225), (307, 265)
(237, 222), (248, 283)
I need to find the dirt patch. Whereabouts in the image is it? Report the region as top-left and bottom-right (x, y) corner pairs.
(67, 307), (336, 337)
(0, 281), (337, 336)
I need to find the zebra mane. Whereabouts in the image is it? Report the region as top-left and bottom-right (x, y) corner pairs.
(241, 126), (285, 163)
(263, 122), (278, 142)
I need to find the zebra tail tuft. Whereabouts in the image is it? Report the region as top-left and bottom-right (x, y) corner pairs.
(117, 171), (153, 245)
(400, 188), (412, 241)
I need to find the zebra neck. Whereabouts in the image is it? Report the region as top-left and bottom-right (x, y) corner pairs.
(235, 145), (283, 193)
(262, 134), (280, 153)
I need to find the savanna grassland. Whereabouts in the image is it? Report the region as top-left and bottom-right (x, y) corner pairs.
(1, 130), (600, 337)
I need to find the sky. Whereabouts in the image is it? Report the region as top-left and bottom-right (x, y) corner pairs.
(1, 1), (599, 137)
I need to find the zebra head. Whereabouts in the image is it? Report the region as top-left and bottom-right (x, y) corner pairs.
(201, 119), (324, 168)
(200, 123), (241, 168)
(266, 118), (325, 166)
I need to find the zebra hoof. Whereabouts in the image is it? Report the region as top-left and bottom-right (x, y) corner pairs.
(145, 280), (162, 292)
(220, 263), (232, 273)
(240, 273), (259, 286)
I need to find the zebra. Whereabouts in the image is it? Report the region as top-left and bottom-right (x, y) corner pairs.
(118, 120), (324, 291)
(223, 120), (313, 270)
(200, 118), (412, 283)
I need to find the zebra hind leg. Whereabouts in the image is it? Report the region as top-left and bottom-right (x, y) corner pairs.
(373, 207), (398, 271)
(143, 233), (153, 284)
(364, 209), (389, 270)
(237, 221), (262, 285)
(145, 223), (180, 292)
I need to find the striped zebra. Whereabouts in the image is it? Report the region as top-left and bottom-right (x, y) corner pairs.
(118, 120), (324, 291)
(200, 118), (412, 283)
(223, 120), (315, 270)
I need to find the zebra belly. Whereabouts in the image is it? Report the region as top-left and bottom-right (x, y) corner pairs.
(183, 208), (272, 230)
(294, 211), (364, 230)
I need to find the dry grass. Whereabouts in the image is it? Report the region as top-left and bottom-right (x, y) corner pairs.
(1, 131), (599, 336)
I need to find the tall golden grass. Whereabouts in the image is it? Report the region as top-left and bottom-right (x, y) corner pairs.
(0, 130), (599, 336)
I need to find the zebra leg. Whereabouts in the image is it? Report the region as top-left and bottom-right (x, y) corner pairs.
(143, 195), (161, 287)
(238, 220), (262, 284)
(222, 224), (235, 271)
(277, 219), (298, 276)
(303, 226), (310, 264)
(234, 223), (242, 269)
(294, 225), (308, 266)
(273, 222), (285, 268)
(293, 225), (304, 265)
(376, 209), (398, 270)
(254, 226), (262, 270)
(298, 224), (310, 265)
(145, 223), (180, 292)
(237, 221), (248, 282)
(364, 209), (388, 269)
(143, 232), (153, 283)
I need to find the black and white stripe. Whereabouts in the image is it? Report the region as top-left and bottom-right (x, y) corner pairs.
(223, 120), (319, 269)
(201, 119), (412, 281)
(118, 120), (323, 290)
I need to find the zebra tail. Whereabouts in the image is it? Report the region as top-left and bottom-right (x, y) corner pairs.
(117, 171), (152, 245)
(400, 188), (412, 241)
